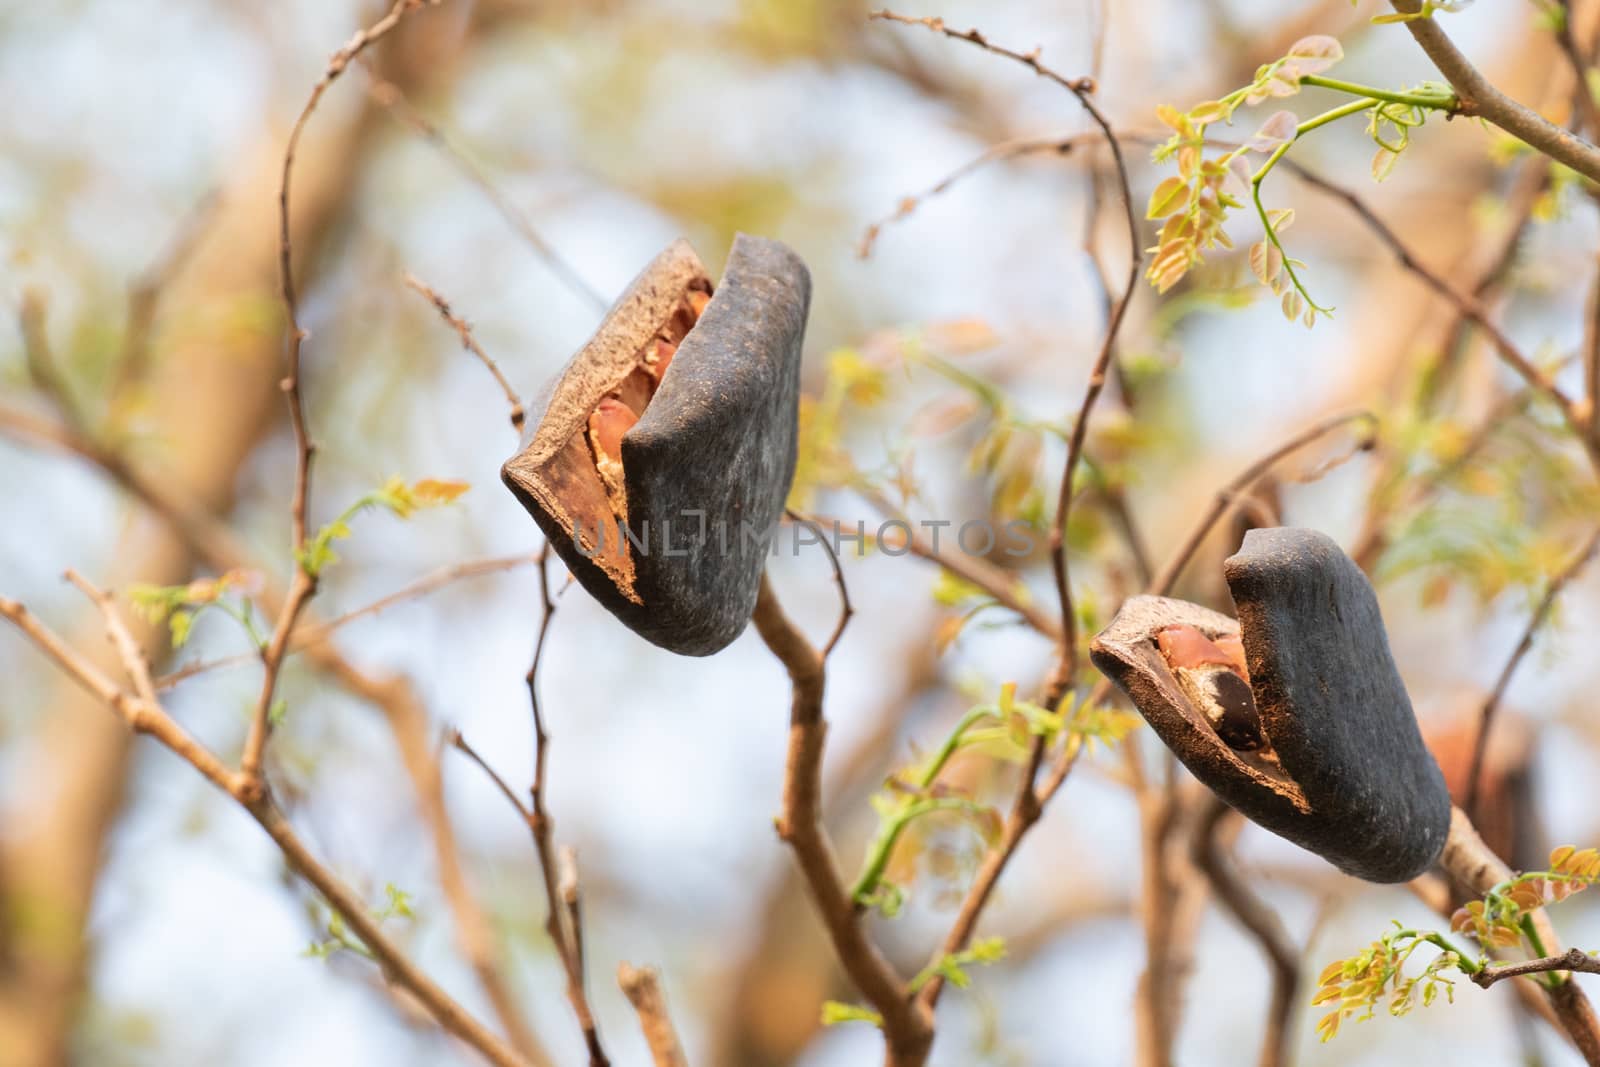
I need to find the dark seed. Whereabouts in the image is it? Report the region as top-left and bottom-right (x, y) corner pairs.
(1206, 670), (1264, 751)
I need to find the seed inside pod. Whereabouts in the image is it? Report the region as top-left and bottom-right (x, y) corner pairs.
(1156, 624), (1268, 753)
(577, 282), (712, 527)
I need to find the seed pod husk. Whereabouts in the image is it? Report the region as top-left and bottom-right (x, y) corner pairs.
(502, 234), (810, 655)
(1090, 527), (1451, 883)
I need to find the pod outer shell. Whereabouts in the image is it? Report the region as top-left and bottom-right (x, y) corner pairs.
(1091, 528), (1452, 883)
(503, 233), (810, 656)
(1225, 527), (1450, 881)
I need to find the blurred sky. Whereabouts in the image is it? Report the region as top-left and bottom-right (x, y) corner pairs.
(4, 0), (1600, 1065)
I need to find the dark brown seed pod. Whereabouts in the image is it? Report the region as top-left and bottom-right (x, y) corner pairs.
(1090, 527), (1452, 883)
(502, 234), (810, 656)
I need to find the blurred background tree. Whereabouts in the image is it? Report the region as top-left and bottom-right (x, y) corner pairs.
(3, 0), (1600, 1065)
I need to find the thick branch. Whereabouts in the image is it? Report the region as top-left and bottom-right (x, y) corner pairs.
(1389, 0), (1600, 183)
(751, 575), (934, 1066)
(1438, 808), (1600, 1064)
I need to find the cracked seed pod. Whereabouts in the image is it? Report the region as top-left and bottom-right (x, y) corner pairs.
(502, 234), (810, 656)
(1090, 527), (1451, 882)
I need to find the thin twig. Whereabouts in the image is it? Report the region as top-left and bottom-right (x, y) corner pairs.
(617, 963), (689, 1067)
(1465, 523), (1600, 818)
(853, 34), (1369, 1014)
(364, 63), (608, 312)
(154, 554), (536, 690)
(1192, 797), (1299, 1067)
(870, 9), (1143, 699)
(1283, 159), (1600, 470)
(1, 411), (548, 1061)
(403, 273), (526, 431)
(453, 549), (608, 1065)
(0, 591), (533, 1067)
(244, 0), (444, 790)
(858, 133), (1103, 257)
(751, 573), (934, 1065)
(1476, 949), (1600, 989)
(785, 508), (855, 657)
(860, 492), (1063, 641)
(1151, 409), (1377, 596)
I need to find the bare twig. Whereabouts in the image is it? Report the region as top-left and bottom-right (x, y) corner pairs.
(870, 9), (1143, 697)
(403, 273), (526, 431)
(860, 492), (1063, 641)
(617, 964), (689, 1067)
(364, 64), (607, 312)
(154, 554), (536, 689)
(1388, 0), (1600, 183)
(1466, 523), (1600, 818)
(245, 0), (445, 789)
(750, 574), (934, 1065)
(785, 508), (855, 657)
(1284, 159), (1600, 470)
(857, 132), (1104, 257)
(453, 549), (608, 1065)
(0, 591), (533, 1067)
(1476, 949), (1600, 989)
(1151, 409), (1377, 596)
(1192, 797), (1298, 1067)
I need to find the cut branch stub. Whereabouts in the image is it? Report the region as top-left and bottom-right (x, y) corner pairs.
(1090, 527), (1451, 882)
(503, 233), (810, 655)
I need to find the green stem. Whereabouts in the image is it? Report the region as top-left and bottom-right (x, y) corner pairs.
(1250, 98), (1378, 315)
(1517, 914), (1568, 988)
(1417, 931), (1483, 974)
(849, 796), (994, 903)
(1299, 73), (1458, 111)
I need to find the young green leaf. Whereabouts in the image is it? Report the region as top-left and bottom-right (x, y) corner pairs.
(1146, 176), (1189, 219)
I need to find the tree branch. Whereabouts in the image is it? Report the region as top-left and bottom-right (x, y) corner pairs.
(244, 0), (445, 790)
(1389, 0), (1600, 183)
(452, 547), (609, 1066)
(751, 574), (934, 1066)
(0, 590), (533, 1067)
(1476, 948), (1600, 989)
(1438, 807), (1600, 1063)
(403, 272), (527, 432)
(1284, 157), (1600, 471)
(869, 9), (1141, 697)
(617, 964), (689, 1067)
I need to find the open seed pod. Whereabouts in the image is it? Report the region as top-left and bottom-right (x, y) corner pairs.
(1089, 527), (1451, 882)
(502, 234), (810, 656)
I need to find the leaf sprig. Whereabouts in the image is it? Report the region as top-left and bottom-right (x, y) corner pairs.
(1311, 925), (1462, 1042)
(298, 477), (470, 577)
(850, 684), (1138, 916)
(1146, 35), (1456, 325)
(822, 937), (1008, 1030)
(128, 569), (264, 650)
(1313, 845), (1600, 1043)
